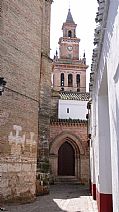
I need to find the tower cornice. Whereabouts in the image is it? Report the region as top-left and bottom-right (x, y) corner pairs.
(62, 22), (77, 29)
(58, 37), (80, 45)
(53, 62), (89, 70)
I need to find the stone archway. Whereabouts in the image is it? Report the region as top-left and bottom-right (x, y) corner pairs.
(49, 131), (85, 182)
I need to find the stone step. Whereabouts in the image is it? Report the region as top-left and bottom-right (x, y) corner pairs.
(55, 176), (80, 184)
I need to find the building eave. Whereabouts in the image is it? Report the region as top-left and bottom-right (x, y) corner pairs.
(60, 91), (89, 101)
(89, 0), (110, 95)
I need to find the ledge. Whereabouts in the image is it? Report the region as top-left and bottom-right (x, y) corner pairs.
(50, 119), (87, 126)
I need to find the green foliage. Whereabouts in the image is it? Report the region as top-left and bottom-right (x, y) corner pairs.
(40, 158), (50, 173)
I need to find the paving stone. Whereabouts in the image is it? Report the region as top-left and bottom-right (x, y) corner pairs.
(4, 184), (98, 212)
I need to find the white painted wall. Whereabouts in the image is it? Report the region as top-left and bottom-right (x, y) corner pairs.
(98, 94), (112, 194)
(89, 97), (96, 187)
(58, 99), (88, 120)
(107, 4), (119, 209)
(91, 1), (119, 211)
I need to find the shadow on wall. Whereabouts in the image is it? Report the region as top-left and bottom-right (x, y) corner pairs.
(115, 95), (119, 160)
(111, 66), (119, 165)
(105, 1), (119, 55)
(111, 96), (119, 173)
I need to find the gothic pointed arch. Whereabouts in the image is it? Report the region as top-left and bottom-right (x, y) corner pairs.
(50, 131), (85, 155)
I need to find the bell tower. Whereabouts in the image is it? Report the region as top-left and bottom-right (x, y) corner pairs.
(50, 8), (89, 186)
(53, 9), (88, 92)
(59, 9), (80, 60)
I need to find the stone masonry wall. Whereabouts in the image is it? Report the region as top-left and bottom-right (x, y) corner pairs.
(0, 124), (37, 203)
(38, 0), (52, 162)
(50, 90), (59, 119)
(0, 0), (52, 203)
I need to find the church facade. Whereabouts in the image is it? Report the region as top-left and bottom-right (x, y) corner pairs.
(50, 9), (89, 184)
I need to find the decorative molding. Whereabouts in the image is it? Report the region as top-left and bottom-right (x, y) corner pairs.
(50, 130), (85, 155)
(50, 119), (87, 126)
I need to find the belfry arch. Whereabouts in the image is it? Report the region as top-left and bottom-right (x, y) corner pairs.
(49, 131), (85, 182)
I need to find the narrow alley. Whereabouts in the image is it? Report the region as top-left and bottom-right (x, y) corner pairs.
(1, 0), (119, 211)
(5, 184), (98, 212)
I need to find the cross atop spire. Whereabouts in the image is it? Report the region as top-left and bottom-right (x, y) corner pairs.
(66, 9), (75, 24)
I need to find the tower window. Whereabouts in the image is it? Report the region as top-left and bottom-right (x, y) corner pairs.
(61, 73), (64, 87)
(68, 74), (73, 87)
(68, 30), (72, 38)
(77, 74), (80, 91)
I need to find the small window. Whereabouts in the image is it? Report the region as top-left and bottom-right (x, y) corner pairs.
(67, 108), (70, 113)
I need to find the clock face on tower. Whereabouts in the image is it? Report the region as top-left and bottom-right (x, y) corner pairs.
(67, 46), (73, 51)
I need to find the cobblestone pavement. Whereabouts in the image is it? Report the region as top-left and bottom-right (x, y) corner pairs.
(4, 184), (98, 212)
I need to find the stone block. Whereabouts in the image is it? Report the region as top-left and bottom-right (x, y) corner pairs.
(7, 163), (21, 172)
(0, 164), (8, 172)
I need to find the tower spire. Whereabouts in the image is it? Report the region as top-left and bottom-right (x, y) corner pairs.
(66, 8), (75, 24)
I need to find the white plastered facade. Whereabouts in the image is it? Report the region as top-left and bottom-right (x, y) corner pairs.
(90, 0), (119, 211)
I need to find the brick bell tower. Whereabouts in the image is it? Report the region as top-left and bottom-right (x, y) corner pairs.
(52, 9), (88, 92)
(59, 9), (80, 60)
(50, 9), (90, 184)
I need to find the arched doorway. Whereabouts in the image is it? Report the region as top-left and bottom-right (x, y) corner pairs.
(58, 141), (75, 176)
